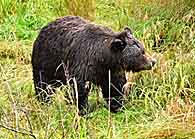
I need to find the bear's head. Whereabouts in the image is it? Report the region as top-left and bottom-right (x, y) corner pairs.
(110, 27), (156, 72)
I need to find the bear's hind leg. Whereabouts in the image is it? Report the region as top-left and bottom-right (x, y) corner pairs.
(73, 80), (90, 115)
(33, 70), (55, 103)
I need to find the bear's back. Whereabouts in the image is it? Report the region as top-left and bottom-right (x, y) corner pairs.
(38, 16), (115, 43)
(37, 16), (87, 40)
(33, 16), (117, 56)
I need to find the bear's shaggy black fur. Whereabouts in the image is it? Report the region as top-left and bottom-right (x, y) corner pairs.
(32, 16), (156, 114)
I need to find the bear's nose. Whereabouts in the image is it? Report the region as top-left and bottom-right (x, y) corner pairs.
(151, 58), (157, 67)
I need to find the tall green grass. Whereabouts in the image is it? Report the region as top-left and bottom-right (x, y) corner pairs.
(0, 0), (195, 138)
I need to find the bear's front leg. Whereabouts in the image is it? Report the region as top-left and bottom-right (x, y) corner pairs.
(74, 80), (90, 115)
(101, 72), (126, 113)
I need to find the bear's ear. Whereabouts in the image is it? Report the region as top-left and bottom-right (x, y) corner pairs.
(116, 27), (133, 40)
(111, 38), (126, 52)
(124, 27), (133, 37)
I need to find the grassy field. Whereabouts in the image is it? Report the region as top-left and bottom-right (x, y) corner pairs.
(0, 0), (195, 138)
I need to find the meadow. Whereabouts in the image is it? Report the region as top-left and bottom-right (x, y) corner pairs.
(0, 0), (195, 138)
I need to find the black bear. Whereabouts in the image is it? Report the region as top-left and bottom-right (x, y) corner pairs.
(32, 16), (156, 115)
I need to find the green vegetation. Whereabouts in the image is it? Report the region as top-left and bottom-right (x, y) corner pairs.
(0, 0), (195, 138)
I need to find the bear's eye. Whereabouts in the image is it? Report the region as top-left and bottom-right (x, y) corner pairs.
(132, 43), (140, 48)
(130, 40), (139, 47)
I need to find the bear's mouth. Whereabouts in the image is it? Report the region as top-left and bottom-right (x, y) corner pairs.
(131, 60), (156, 72)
